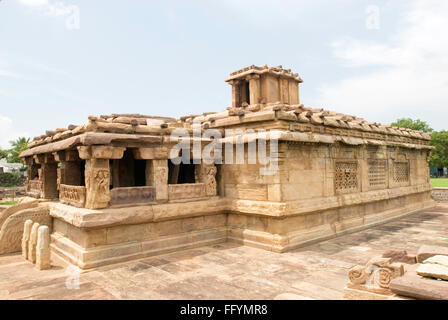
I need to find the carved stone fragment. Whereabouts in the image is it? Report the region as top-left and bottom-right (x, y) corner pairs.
(28, 222), (40, 263)
(22, 219), (33, 260)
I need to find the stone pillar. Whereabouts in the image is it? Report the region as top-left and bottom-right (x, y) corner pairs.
(36, 225), (51, 270)
(84, 159), (111, 209)
(247, 75), (260, 105)
(78, 146), (125, 209)
(288, 80), (299, 105)
(229, 80), (241, 108)
(323, 145), (335, 197)
(132, 147), (170, 202)
(360, 146), (369, 192)
(25, 157), (39, 183)
(148, 160), (168, 201)
(34, 154), (58, 199)
(198, 163), (217, 197)
(28, 222), (40, 263)
(263, 74), (280, 103)
(22, 219), (33, 260)
(279, 78), (289, 104)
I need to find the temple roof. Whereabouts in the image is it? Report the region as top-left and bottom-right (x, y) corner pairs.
(225, 64), (303, 83)
(21, 101), (432, 157)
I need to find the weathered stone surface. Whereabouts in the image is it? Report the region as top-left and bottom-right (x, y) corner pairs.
(273, 293), (314, 300)
(382, 250), (416, 264)
(21, 220), (33, 260)
(36, 225), (51, 270)
(110, 187), (156, 206)
(390, 272), (448, 300)
(423, 255), (448, 267)
(1, 203), (447, 300)
(431, 187), (448, 202)
(28, 222), (40, 263)
(416, 245), (448, 263)
(0, 199), (39, 232)
(416, 263), (448, 280)
(85, 159), (110, 209)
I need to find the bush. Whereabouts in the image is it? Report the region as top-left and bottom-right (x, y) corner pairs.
(0, 171), (26, 187)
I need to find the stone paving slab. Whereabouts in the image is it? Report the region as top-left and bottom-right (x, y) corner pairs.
(0, 203), (447, 300)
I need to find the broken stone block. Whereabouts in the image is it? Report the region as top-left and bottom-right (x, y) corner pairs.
(382, 250), (416, 264)
(416, 264), (448, 281)
(22, 220), (33, 260)
(416, 245), (448, 263)
(423, 255), (448, 268)
(36, 225), (51, 270)
(27, 222), (40, 263)
(390, 272), (448, 300)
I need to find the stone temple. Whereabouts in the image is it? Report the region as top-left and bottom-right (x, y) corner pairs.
(0, 64), (435, 269)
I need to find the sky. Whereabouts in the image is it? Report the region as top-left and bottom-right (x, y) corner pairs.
(0, 0), (447, 148)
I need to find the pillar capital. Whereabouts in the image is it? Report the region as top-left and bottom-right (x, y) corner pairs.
(78, 146), (126, 160)
(53, 150), (81, 162)
(132, 147), (168, 160)
(245, 74), (260, 81)
(227, 79), (241, 86)
(33, 154), (55, 164)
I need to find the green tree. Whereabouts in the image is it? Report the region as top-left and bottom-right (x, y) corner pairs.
(391, 118), (433, 132)
(0, 148), (8, 160)
(430, 131), (448, 168)
(7, 137), (30, 164)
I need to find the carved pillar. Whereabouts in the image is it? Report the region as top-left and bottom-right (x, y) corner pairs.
(84, 159), (111, 209)
(198, 163), (217, 196)
(34, 154), (58, 199)
(147, 160), (168, 201)
(246, 74), (260, 105)
(78, 146), (125, 209)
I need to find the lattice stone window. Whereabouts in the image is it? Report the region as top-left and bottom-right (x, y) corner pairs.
(335, 161), (358, 193)
(368, 159), (387, 188)
(394, 161), (409, 183)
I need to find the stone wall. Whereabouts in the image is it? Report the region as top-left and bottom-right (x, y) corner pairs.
(51, 213), (227, 269)
(431, 188), (448, 202)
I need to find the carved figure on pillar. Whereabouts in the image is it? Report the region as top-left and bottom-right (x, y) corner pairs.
(85, 161), (111, 209)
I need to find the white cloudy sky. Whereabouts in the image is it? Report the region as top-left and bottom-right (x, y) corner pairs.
(0, 0), (447, 148)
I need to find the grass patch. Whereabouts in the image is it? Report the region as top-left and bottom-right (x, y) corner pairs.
(431, 178), (448, 188)
(0, 201), (18, 206)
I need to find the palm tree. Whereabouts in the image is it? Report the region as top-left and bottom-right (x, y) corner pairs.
(7, 137), (30, 163)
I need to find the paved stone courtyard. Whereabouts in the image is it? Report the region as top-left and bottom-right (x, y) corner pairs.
(1, 203), (447, 300)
